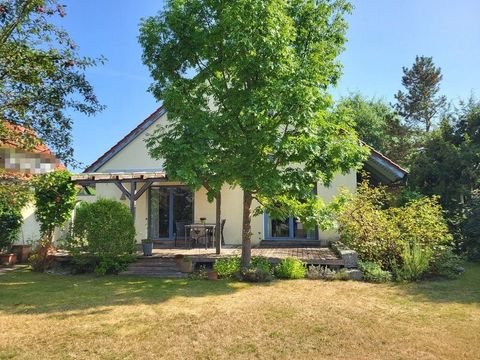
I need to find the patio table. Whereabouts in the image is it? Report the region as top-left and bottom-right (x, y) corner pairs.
(184, 223), (216, 249)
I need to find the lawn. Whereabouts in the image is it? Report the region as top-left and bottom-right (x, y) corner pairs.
(1, 264), (479, 360)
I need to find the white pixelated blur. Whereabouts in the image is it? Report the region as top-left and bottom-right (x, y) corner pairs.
(0, 148), (60, 174)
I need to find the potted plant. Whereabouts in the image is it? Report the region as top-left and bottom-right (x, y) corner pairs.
(178, 257), (193, 273)
(142, 239), (153, 256)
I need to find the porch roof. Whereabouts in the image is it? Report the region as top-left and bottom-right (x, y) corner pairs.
(71, 171), (167, 185)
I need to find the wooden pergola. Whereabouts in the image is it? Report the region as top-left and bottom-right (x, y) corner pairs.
(71, 171), (167, 218)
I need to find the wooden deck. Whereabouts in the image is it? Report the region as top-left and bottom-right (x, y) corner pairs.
(141, 246), (343, 267)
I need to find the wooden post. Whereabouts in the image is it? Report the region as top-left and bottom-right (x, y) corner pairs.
(130, 181), (136, 219)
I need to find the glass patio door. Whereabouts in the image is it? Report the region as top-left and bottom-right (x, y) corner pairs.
(149, 186), (193, 240)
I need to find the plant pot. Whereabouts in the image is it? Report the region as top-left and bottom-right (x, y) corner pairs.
(11, 245), (32, 263)
(0, 253), (17, 267)
(207, 270), (218, 280)
(142, 241), (153, 256)
(178, 259), (193, 273)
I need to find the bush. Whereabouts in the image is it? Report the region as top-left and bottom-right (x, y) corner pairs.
(0, 210), (22, 252)
(338, 181), (452, 272)
(240, 267), (273, 282)
(0, 173), (31, 252)
(358, 261), (392, 283)
(394, 243), (432, 281)
(429, 247), (464, 279)
(251, 256), (272, 273)
(463, 190), (480, 261)
(69, 199), (136, 275)
(213, 256), (241, 278)
(274, 258), (306, 279)
(306, 265), (336, 280)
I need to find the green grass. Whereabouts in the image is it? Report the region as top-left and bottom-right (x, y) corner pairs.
(1, 263), (479, 359)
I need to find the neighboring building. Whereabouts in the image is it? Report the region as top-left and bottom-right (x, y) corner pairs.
(73, 107), (407, 246)
(0, 123), (65, 245)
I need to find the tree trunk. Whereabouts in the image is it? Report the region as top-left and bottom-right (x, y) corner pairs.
(215, 190), (221, 255)
(241, 190), (253, 269)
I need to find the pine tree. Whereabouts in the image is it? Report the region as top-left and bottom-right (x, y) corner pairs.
(394, 56), (447, 133)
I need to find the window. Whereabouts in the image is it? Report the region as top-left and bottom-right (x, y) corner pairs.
(264, 213), (316, 240)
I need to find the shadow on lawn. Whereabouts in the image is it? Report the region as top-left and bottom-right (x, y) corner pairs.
(398, 262), (480, 304)
(0, 269), (244, 315)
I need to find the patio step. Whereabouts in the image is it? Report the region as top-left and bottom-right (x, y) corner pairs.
(120, 258), (188, 278)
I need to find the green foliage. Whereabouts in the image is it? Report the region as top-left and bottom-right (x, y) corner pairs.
(394, 243), (432, 281)
(409, 98), (480, 252)
(394, 55), (447, 133)
(140, 0), (367, 268)
(358, 261), (392, 283)
(0, 173), (32, 213)
(33, 170), (76, 241)
(0, 0), (104, 164)
(250, 256), (272, 273)
(70, 254), (135, 276)
(71, 199), (136, 256)
(94, 255), (136, 276)
(0, 174), (32, 250)
(463, 190), (480, 261)
(429, 247), (464, 279)
(274, 258), (306, 279)
(337, 93), (413, 165)
(0, 210), (22, 251)
(338, 181), (452, 271)
(240, 267), (273, 283)
(213, 256), (241, 279)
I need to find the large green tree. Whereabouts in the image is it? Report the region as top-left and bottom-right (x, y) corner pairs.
(394, 56), (447, 133)
(140, 0), (366, 267)
(409, 97), (480, 254)
(338, 93), (412, 165)
(0, 0), (104, 165)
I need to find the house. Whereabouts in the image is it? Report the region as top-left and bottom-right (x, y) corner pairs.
(0, 123), (66, 245)
(72, 106), (407, 247)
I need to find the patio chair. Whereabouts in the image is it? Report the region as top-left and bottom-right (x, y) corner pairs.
(221, 219), (226, 245)
(190, 226), (207, 248)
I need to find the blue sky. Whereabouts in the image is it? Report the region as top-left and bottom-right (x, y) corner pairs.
(59, 0), (480, 170)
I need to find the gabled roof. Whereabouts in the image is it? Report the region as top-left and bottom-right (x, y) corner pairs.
(363, 144), (408, 184)
(84, 106), (408, 184)
(84, 106), (166, 173)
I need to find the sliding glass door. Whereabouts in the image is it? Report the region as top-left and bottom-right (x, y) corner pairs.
(148, 186), (193, 240)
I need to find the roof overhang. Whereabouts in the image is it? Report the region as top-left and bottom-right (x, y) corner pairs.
(71, 171), (167, 186)
(363, 146), (408, 185)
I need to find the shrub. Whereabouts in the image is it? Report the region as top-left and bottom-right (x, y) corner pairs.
(429, 247), (464, 279)
(32, 170), (77, 271)
(463, 190), (480, 261)
(94, 254), (136, 276)
(306, 265), (336, 280)
(0, 210), (22, 252)
(213, 256), (241, 278)
(394, 243), (432, 281)
(240, 267), (273, 282)
(251, 256), (272, 273)
(0, 173), (31, 252)
(274, 258), (306, 279)
(338, 181), (452, 272)
(69, 198), (136, 275)
(358, 261), (392, 283)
